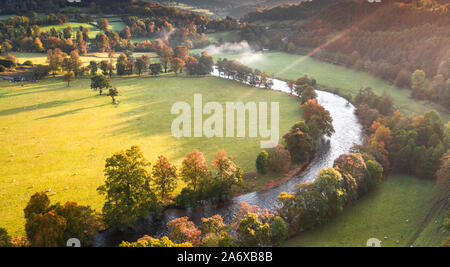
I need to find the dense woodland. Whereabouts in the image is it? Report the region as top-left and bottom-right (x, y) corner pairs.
(242, 0), (450, 108)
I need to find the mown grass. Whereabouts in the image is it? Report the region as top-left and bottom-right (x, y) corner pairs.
(192, 50), (449, 122)
(283, 175), (443, 247)
(0, 74), (302, 237)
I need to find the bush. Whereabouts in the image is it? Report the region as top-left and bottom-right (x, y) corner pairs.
(0, 228), (12, 247)
(366, 160), (383, 186)
(32, 65), (50, 80)
(175, 188), (198, 208)
(23, 60), (33, 66)
(270, 216), (288, 246)
(256, 150), (269, 174)
(268, 145), (291, 173)
(0, 65), (5, 72)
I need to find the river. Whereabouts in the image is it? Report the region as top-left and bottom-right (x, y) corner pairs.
(93, 68), (363, 247)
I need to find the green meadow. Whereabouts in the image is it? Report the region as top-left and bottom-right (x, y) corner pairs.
(0, 74), (301, 237)
(283, 175), (445, 247)
(40, 20), (126, 39)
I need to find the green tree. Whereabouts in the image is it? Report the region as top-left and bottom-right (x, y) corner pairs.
(256, 150), (269, 174)
(149, 63), (162, 76)
(90, 74), (110, 95)
(0, 228), (12, 247)
(97, 146), (160, 230)
(24, 192), (50, 219)
(270, 216), (288, 246)
(366, 160), (383, 185)
(283, 121), (316, 163)
(152, 155), (178, 202)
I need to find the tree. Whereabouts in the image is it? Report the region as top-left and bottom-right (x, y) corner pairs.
(149, 63), (162, 76)
(160, 45), (173, 73)
(152, 155), (178, 202)
(24, 192), (102, 247)
(90, 74), (110, 95)
(53, 201), (103, 246)
(97, 146), (160, 230)
(89, 61), (98, 76)
(270, 216), (288, 246)
(171, 57), (185, 76)
(200, 215), (225, 235)
(167, 217), (201, 246)
(63, 26), (73, 39)
(25, 211), (67, 247)
(236, 213), (270, 247)
(181, 150), (209, 191)
(120, 26), (131, 39)
(256, 150), (269, 174)
(314, 168), (346, 217)
(301, 99), (335, 139)
(116, 53), (128, 76)
(283, 121), (316, 163)
(135, 55), (150, 76)
(174, 46), (189, 62)
(366, 160), (383, 185)
(97, 18), (109, 31)
(411, 69), (428, 99)
(24, 192), (50, 219)
(32, 65), (50, 80)
(47, 48), (67, 77)
(108, 87), (118, 103)
(63, 71), (75, 87)
(0, 228), (12, 247)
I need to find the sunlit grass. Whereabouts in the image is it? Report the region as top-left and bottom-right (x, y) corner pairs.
(0, 74), (301, 237)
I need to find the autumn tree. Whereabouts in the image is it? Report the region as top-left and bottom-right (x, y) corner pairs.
(167, 217), (201, 246)
(152, 155), (178, 202)
(63, 71), (75, 87)
(236, 213), (270, 247)
(135, 55), (150, 76)
(97, 18), (109, 31)
(97, 146), (160, 230)
(47, 48), (67, 77)
(160, 45), (173, 73)
(171, 57), (185, 76)
(301, 99), (335, 139)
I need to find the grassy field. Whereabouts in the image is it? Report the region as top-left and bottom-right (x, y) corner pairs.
(7, 52), (159, 66)
(284, 175), (446, 247)
(0, 74), (302, 237)
(40, 20), (126, 39)
(191, 50), (450, 122)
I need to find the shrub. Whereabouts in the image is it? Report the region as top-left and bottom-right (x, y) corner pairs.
(270, 216), (288, 246)
(256, 150), (269, 174)
(268, 145), (291, 173)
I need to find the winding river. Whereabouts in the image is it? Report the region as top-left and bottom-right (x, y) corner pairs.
(93, 69), (363, 247)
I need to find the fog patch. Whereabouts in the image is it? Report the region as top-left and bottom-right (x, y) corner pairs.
(204, 41), (253, 55)
(203, 41), (264, 64)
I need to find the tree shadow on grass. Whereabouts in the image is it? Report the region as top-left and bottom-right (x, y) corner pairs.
(0, 96), (92, 116)
(35, 103), (109, 120)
